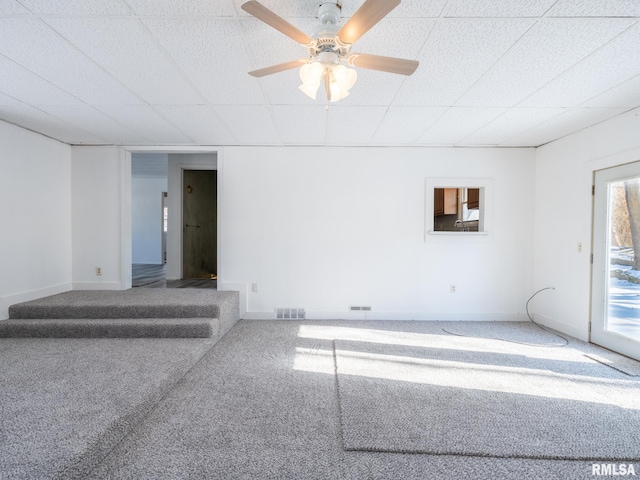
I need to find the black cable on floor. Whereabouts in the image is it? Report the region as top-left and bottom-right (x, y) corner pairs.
(442, 287), (569, 348)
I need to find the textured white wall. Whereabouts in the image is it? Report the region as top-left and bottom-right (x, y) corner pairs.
(132, 177), (167, 264)
(0, 120), (72, 318)
(221, 146), (536, 320)
(534, 107), (640, 340)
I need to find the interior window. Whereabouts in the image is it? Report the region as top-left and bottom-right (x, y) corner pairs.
(433, 187), (481, 232)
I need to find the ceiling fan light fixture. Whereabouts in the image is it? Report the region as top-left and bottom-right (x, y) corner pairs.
(299, 81), (321, 100)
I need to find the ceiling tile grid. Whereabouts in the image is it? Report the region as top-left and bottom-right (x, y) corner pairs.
(519, 22), (640, 108)
(369, 106), (448, 145)
(456, 18), (637, 107)
(152, 105), (238, 145)
(38, 105), (153, 144)
(0, 18), (144, 106)
(393, 19), (536, 106)
(44, 17), (204, 105)
(0, 0), (638, 147)
(415, 107), (508, 145)
(0, 104), (109, 144)
(501, 107), (630, 146)
(0, 0), (29, 15)
(143, 18), (265, 105)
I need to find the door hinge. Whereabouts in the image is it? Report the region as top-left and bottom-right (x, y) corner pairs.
(592, 185), (595, 195)
(590, 253), (594, 264)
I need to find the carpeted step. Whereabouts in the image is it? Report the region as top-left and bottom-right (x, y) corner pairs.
(0, 318), (218, 338)
(8, 289), (227, 319)
(6, 289), (240, 339)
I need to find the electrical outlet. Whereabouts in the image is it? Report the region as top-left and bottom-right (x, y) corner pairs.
(96, 267), (102, 276)
(252, 283), (258, 292)
(450, 284), (456, 293)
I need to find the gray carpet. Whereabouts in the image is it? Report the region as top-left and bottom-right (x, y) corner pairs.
(334, 333), (640, 459)
(0, 337), (215, 479)
(2, 289), (239, 339)
(2, 320), (637, 479)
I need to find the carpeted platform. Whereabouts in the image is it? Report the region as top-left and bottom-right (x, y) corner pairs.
(0, 337), (215, 480)
(333, 324), (640, 460)
(2, 289), (239, 338)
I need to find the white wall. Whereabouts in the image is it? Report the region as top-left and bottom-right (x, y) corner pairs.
(221, 146), (536, 320)
(0, 120), (72, 318)
(132, 176), (167, 264)
(534, 107), (640, 340)
(71, 146), (129, 289)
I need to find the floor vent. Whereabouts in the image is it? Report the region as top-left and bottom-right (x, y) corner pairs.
(350, 306), (372, 311)
(275, 308), (306, 319)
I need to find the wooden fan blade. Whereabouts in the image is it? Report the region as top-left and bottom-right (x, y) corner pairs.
(337, 0), (400, 45)
(348, 53), (418, 75)
(248, 59), (306, 78)
(241, 1), (313, 45)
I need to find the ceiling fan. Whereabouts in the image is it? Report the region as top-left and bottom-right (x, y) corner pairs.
(241, 0), (419, 102)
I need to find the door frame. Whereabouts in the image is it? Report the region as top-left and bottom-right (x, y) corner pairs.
(591, 160), (640, 361)
(121, 147), (222, 288)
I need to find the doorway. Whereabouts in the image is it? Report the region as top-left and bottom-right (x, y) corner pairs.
(591, 160), (640, 360)
(182, 170), (217, 280)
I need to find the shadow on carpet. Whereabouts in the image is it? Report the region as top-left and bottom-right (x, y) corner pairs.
(333, 324), (640, 460)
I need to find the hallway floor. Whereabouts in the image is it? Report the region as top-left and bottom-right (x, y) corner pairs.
(132, 264), (216, 289)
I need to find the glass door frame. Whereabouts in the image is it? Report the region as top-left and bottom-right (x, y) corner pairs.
(591, 160), (640, 361)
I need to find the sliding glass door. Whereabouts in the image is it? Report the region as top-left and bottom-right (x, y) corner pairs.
(592, 161), (640, 361)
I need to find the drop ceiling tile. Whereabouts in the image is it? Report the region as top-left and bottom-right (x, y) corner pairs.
(39, 105), (152, 144)
(501, 107), (629, 146)
(233, 0), (316, 18)
(394, 19), (535, 106)
(18, 0), (132, 15)
(0, 91), (21, 104)
(456, 18), (637, 107)
(519, 23), (640, 108)
(0, 0), (29, 15)
(0, 18), (144, 106)
(153, 105), (238, 144)
(212, 105), (280, 144)
(369, 106), (447, 144)
(547, 0), (640, 17)
(325, 106), (387, 145)
(416, 107), (507, 145)
(142, 18), (264, 105)
(126, 0), (235, 16)
(581, 74), (640, 108)
(0, 104), (108, 144)
(350, 18), (435, 59)
(45, 17), (203, 105)
(96, 105), (194, 144)
(271, 105), (327, 144)
(259, 69), (311, 105)
(442, 0), (557, 17)
(340, 70), (406, 106)
(341, 0), (447, 18)
(459, 107), (565, 145)
(0, 55), (82, 105)
(240, 17), (317, 72)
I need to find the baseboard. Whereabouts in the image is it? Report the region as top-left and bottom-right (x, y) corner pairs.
(532, 313), (586, 341)
(71, 282), (124, 291)
(0, 283), (73, 319)
(242, 311), (526, 322)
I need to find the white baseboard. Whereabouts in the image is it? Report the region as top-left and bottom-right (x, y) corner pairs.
(242, 311), (525, 322)
(0, 283), (73, 319)
(72, 282), (124, 290)
(532, 313), (586, 341)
